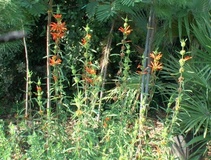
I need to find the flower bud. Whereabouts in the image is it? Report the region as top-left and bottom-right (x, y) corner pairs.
(181, 40), (186, 48)
(84, 25), (90, 32)
(126, 49), (131, 54)
(180, 50), (186, 56)
(179, 59), (185, 66)
(179, 67), (184, 73)
(74, 77), (79, 83)
(124, 22), (128, 28)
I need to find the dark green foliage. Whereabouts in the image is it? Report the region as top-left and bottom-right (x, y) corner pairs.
(0, 0), (47, 114)
(18, 0), (47, 17)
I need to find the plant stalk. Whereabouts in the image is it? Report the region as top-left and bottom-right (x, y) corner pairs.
(46, 0), (53, 119)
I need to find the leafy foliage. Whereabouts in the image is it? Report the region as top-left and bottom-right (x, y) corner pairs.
(18, 0), (47, 17)
(0, 0), (211, 159)
(0, 0), (47, 112)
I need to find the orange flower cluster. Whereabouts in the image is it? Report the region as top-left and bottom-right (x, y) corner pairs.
(149, 52), (163, 72)
(83, 62), (96, 84)
(136, 64), (148, 75)
(81, 34), (91, 45)
(49, 55), (62, 66)
(103, 117), (110, 128)
(85, 66), (96, 75)
(50, 14), (67, 41)
(54, 14), (62, 19)
(119, 25), (133, 35)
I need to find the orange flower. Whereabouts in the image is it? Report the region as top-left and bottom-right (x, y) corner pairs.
(103, 121), (108, 128)
(118, 25), (133, 35)
(150, 52), (162, 61)
(51, 32), (65, 41)
(53, 14), (62, 19)
(136, 64), (148, 75)
(49, 55), (62, 66)
(105, 117), (110, 121)
(85, 62), (96, 75)
(84, 77), (94, 84)
(50, 16), (67, 41)
(137, 64), (141, 69)
(81, 38), (87, 45)
(81, 34), (91, 45)
(183, 56), (192, 61)
(86, 34), (91, 39)
(149, 61), (163, 72)
(149, 51), (163, 72)
(136, 70), (148, 75)
(36, 86), (42, 92)
(50, 22), (67, 33)
(103, 117), (110, 128)
(85, 66), (96, 75)
(83, 62), (97, 84)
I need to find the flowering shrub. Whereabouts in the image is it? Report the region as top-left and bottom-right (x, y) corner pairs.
(0, 1), (210, 159)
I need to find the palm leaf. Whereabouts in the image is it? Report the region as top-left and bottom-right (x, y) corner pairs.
(192, 16), (211, 54)
(186, 135), (210, 159)
(96, 2), (118, 22)
(86, 1), (98, 18)
(184, 64), (211, 90)
(120, 0), (136, 6)
(179, 64), (211, 138)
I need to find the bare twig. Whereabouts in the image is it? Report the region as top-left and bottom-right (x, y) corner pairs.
(23, 30), (29, 119)
(97, 21), (114, 122)
(46, 0), (53, 119)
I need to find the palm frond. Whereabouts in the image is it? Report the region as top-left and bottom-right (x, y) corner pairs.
(120, 0), (136, 6)
(186, 135), (210, 159)
(184, 64), (211, 90)
(86, 1), (98, 18)
(96, 2), (117, 22)
(192, 14), (211, 54)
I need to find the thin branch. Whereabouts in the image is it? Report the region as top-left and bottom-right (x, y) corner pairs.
(23, 30), (29, 119)
(46, 0), (53, 119)
(97, 20), (115, 122)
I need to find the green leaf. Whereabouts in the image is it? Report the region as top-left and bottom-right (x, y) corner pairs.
(86, 1), (98, 18)
(96, 3), (117, 22)
(120, 0), (136, 6)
